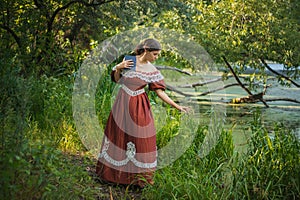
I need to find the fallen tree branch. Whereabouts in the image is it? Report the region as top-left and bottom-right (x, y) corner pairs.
(198, 83), (241, 96)
(156, 65), (193, 76)
(222, 56), (269, 108)
(180, 77), (225, 88)
(179, 75), (252, 88)
(166, 83), (300, 105)
(166, 82), (251, 97)
(230, 93), (264, 104)
(230, 85), (270, 104)
(165, 84), (195, 97)
(264, 98), (300, 104)
(231, 96), (300, 104)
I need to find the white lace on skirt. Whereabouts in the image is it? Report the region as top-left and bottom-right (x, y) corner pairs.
(98, 136), (157, 169)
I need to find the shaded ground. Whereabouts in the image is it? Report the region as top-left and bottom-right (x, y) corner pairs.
(66, 152), (145, 200)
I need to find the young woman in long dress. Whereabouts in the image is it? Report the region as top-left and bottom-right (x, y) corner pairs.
(96, 38), (189, 187)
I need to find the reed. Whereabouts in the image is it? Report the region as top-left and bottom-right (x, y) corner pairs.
(142, 109), (299, 200)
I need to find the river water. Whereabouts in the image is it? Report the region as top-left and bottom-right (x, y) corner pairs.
(163, 70), (300, 153)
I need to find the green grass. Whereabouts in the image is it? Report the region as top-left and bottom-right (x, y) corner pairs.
(141, 109), (300, 200)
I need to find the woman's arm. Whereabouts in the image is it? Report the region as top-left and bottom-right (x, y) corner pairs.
(155, 89), (190, 113)
(113, 65), (122, 82)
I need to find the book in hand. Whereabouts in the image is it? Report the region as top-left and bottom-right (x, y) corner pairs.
(124, 55), (136, 71)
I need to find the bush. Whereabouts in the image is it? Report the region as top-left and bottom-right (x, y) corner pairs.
(0, 58), (94, 199)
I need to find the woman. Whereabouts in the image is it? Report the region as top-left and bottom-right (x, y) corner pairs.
(96, 38), (189, 187)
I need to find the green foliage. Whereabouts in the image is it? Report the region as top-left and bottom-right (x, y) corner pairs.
(0, 58), (91, 199)
(155, 107), (181, 148)
(191, 0), (300, 65)
(142, 109), (300, 200)
(0, 58), (31, 199)
(1, 0), (299, 84)
(1, 136), (98, 200)
(95, 65), (116, 126)
(143, 125), (234, 199)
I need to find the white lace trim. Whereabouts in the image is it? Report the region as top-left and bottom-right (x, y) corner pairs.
(112, 65), (164, 83)
(121, 84), (145, 96)
(98, 136), (157, 169)
(122, 71), (164, 83)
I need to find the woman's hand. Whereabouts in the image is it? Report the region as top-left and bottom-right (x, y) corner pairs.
(116, 59), (134, 71)
(114, 59), (134, 82)
(155, 89), (192, 114)
(178, 106), (192, 113)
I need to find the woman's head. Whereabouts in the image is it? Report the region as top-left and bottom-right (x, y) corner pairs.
(135, 38), (161, 55)
(135, 38), (161, 62)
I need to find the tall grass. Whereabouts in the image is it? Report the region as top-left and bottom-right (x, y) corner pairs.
(230, 110), (300, 200)
(142, 109), (300, 200)
(143, 124), (234, 200)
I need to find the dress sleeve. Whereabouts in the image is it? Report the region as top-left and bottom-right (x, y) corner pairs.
(110, 66), (121, 83)
(149, 79), (166, 91)
(110, 70), (117, 83)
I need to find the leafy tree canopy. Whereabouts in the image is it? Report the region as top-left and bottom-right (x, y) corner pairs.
(1, 0), (299, 81)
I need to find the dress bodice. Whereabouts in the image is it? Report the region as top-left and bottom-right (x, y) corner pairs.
(120, 70), (165, 91)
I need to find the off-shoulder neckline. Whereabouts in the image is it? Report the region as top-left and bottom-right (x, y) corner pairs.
(134, 70), (161, 75)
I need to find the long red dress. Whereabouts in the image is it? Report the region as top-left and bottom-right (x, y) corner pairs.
(96, 62), (165, 187)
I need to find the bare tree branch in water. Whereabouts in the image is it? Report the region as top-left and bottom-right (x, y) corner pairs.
(165, 84), (195, 97)
(264, 98), (300, 104)
(166, 83), (250, 97)
(180, 76), (229, 88)
(160, 62), (299, 106)
(155, 65), (193, 76)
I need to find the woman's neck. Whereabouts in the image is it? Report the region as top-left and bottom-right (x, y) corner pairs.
(137, 55), (148, 65)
